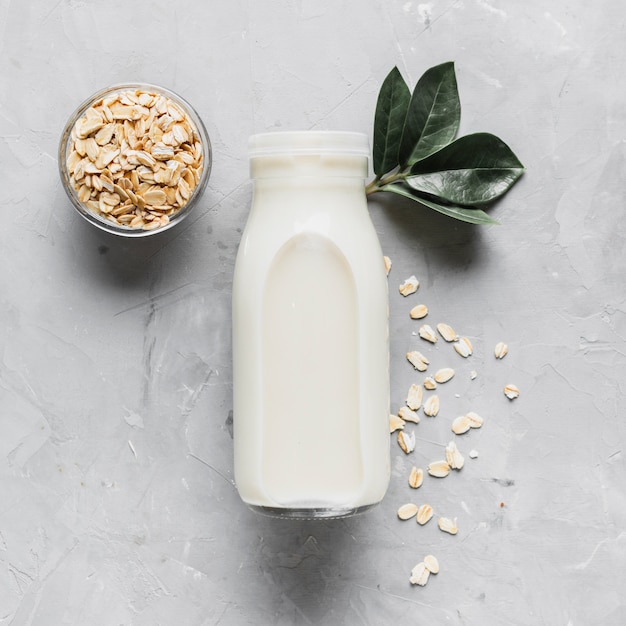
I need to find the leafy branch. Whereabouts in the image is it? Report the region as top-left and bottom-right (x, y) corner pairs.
(367, 62), (524, 225)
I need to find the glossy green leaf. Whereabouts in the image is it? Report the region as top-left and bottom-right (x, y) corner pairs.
(373, 67), (411, 176)
(398, 62), (460, 168)
(407, 133), (524, 206)
(382, 182), (499, 225)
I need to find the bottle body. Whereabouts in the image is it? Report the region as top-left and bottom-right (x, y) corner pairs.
(232, 132), (389, 518)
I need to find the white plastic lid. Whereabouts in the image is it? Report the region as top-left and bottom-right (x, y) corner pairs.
(249, 131), (370, 158)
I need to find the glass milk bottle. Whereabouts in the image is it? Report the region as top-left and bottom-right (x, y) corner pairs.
(232, 131), (390, 518)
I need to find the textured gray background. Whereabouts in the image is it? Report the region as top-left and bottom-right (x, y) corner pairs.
(1, 1), (625, 624)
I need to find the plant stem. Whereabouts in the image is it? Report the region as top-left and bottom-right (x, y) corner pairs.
(364, 176), (381, 195)
(365, 170), (406, 196)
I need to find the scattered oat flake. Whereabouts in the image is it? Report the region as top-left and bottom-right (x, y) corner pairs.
(399, 275), (419, 296)
(406, 351), (429, 371)
(494, 342), (509, 359)
(465, 411), (484, 428)
(390, 414), (405, 433)
(408, 466), (424, 489)
(410, 304), (428, 319)
(419, 324), (438, 343)
(423, 376), (437, 390)
(470, 370), (478, 380)
(438, 517), (458, 535)
(451, 415), (471, 435)
(428, 460), (450, 478)
(453, 336), (473, 358)
(469, 449), (479, 459)
(398, 430), (416, 454)
(423, 395), (440, 417)
(416, 503), (434, 525)
(406, 383), (423, 411)
(383, 255), (392, 275)
(398, 406), (420, 424)
(434, 367), (455, 384)
(424, 555), (439, 574)
(409, 561), (430, 586)
(445, 441), (465, 469)
(397, 503), (418, 520)
(436, 323), (458, 342)
(504, 384), (520, 400)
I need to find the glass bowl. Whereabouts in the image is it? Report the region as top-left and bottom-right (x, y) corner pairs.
(58, 83), (211, 237)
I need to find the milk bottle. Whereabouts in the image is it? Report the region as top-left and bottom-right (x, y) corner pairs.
(232, 131), (389, 518)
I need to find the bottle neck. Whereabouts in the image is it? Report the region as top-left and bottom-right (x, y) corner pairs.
(249, 171), (368, 226)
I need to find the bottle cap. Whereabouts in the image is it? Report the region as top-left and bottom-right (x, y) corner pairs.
(249, 131), (369, 158)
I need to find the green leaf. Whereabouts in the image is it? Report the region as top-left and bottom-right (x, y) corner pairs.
(373, 67), (411, 176)
(382, 182), (499, 225)
(407, 132), (524, 206)
(398, 61), (460, 168)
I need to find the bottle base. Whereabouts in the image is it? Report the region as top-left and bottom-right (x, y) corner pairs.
(248, 503), (377, 520)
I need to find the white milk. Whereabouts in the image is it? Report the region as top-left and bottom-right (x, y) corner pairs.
(232, 132), (389, 518)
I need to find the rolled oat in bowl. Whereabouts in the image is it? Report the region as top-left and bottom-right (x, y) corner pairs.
(59, 83), (211, 237)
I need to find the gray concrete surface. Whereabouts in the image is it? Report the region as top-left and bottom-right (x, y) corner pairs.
(0, 1), (624, 624)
